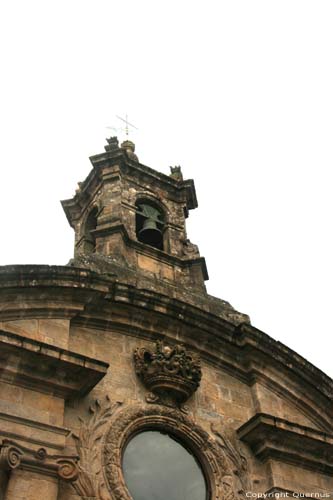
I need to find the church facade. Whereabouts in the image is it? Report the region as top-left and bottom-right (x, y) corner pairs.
(0, 137), (332, 500)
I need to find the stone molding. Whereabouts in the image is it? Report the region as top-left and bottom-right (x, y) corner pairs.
(74, 222), (210, 281)
(0, 412), (70, 437)
(0, 438), (78, 481)
(0, 265), (111, 321)
(237, 413), (333, 474)
(70, 397), (248, 500)
(0, 411), (70, 451)
(71, 397), (123, 499)
(103, 403), (231, 500)
(0, 266), (332, 430)
(211, 420), (252, 494)
(103, 405), (249, 500)
(0, 329), (109, 399)
(238, 323), (333, 401)
(0, 264), (110, 292)
(77, 147), (198, 209)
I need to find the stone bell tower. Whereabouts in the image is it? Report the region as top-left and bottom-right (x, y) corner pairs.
(1, 135), (332, 500)
(61, 137), (208, 292)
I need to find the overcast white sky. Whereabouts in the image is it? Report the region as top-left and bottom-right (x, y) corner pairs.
(0, 1), (332, 377)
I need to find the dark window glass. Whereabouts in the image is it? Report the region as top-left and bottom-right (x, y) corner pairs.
(84, 206), (98, 253)
(122, 430), (207, 500)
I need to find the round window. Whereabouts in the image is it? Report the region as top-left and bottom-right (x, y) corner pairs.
(122, 430), (207, 500)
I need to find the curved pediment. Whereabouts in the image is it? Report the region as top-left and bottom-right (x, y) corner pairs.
(0, 264), (331, 434)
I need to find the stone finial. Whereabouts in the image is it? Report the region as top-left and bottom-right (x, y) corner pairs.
(104, 136), (119, 152)
(134, 340), (202, 405)
(121, 140), (139, 162)
(170, 165), (183, 181)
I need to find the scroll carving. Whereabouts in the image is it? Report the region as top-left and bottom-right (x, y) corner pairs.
(211, 420), (252, 496)
(134, 340), (202, 406)
(0, 439), (78, 481)
(0, 443), (22, 470)
(57, 458), (80, 482)
(69, 397), (246, 500)
(71, 396), (122, 500)
(222, 475), (239, 500)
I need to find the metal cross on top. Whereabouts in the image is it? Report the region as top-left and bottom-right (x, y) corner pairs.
(107, 114), (138, 138)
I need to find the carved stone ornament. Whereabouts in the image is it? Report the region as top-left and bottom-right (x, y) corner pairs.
(70, 397), (248, 500)
(71, 397), (123, 500)
(211, 420), (252, 496)
(169, 165), (183, 181)
(134, 340), (202, 406)
(0, 439), (78, 482)
(104, 136), (119, 152)
(103, 403), (231, 500)
(120, 140), (138, 162)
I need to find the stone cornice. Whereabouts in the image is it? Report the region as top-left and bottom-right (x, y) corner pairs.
(62, 150), (198, 226)
(90, 222), (209, 280)
(0, 411), (70, 451)
(0, 329), (109, 399)
(89, 149), (198, 208)
(0, 438), (78, 481)
(0, 265), (111, 320)
(0, 412), (69, 436)
(0, 265), (332, 428)
(0, 264), (110, 291)
(237, 413), (333, 474)
(237, 323), (333, 405)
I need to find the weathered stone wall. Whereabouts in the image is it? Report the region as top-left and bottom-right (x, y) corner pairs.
(0, 381), (64, 427)
(65, 325), (255, 428)
(0, 319), (70, 349)
(251, 381), (322, 429)
(267, 461), (333, 495)
(1, 268), (332, 499)
(57, 323), (333, 499)
(1, 138), (333, 498)
(63, 145), (208, 292)
(5, 470), (58, 500)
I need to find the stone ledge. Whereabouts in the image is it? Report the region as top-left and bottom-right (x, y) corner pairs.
(0, 264), (110, 291)
(237, 413), (333, 474)
(0, 265), (332, 431)
(0, 329), (109, 399)
(0, 411), (70, 451)
(85, 222), (209, 281)
(0, 412), (70, 437)
(62, 151), (198, 233)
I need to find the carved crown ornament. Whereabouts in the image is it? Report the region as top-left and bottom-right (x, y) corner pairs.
(133, 340), (202, 406)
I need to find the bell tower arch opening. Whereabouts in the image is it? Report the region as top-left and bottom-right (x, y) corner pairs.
(83, 206), (98, 254)
(135, 200), (165, 251)
(62, 137), (209, 291)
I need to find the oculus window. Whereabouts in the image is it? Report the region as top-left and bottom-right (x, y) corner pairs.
(122, 430), (207, 500)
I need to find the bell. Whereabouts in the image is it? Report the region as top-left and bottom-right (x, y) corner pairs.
(139, 218), (163, 248)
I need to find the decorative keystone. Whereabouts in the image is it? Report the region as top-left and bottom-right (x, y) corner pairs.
(134, 340), (202, 405)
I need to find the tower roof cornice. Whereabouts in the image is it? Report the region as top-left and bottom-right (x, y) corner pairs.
(61, 140), (197, 229)
(88, 148), (198, 208)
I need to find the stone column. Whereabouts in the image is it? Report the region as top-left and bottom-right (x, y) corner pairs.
(0, 470), (9, 500)
(5, 470), (58, 500)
